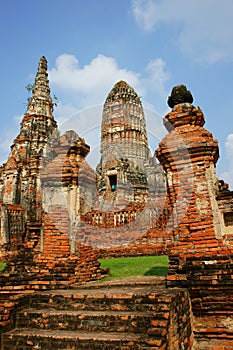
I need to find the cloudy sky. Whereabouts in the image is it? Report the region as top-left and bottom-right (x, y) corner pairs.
(1, 0), (233, 187)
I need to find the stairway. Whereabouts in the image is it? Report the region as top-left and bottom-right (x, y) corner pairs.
(2, 277), (193, 350)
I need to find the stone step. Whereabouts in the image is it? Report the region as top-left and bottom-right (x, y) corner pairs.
(28, 284), (173, 313)
(1, 279), (193, 349)
(16, 308), (165, 334)
(78, 276), (166, 289)
(2, 328), (162, 349)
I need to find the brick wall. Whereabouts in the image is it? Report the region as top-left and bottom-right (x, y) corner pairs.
(167, 253), (233, 315)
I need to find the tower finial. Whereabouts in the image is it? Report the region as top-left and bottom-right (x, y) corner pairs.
(27, 56), (54, 118)
(167, 85), (193, 109)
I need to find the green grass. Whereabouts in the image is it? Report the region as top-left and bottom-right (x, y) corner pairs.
(99, 255), (168, 281)
(0, 263), (6, 271)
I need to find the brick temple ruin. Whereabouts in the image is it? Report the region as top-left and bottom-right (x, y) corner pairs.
(1, 56), (233, 348)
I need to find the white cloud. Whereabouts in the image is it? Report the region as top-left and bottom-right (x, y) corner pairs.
(132, 0), (159, 32)
(220, 134), (233, 189)
(145, 58), (170, 97)
(49, 53), (142, 108)
(49, 53), (170, 112)
(225, 134), (233, 154)
(132, 0), (233, 64)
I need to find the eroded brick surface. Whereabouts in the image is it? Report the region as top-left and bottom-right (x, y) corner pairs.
(0, 59), (233, 348)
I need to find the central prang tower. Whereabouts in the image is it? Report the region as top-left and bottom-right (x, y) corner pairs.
(96, 80), (165, 210)
(101, 80), (150, 164)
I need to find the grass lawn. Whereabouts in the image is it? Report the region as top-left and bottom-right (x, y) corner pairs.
(99, 255), (168, 281)
(0, 263), (6, 271)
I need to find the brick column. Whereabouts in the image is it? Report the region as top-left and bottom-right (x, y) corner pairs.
(156, 86), (226, 257)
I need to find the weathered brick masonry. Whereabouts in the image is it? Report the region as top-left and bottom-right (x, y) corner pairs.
(1, 58), (233, 348)
(0, 57), (105, 289)
(159, 86), (233, 348)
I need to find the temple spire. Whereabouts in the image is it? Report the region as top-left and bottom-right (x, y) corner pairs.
(101, 80), (149, 161)
(27, 56), (54, 118)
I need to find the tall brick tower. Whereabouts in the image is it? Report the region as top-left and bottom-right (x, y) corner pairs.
(0, 56), (57, 223)
(0, 57), (104, 286)
(96, 80), (164, 210)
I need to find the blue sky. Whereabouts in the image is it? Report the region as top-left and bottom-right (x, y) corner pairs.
(1, 0), (233, 188)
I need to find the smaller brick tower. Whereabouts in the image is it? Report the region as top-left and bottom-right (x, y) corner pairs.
(156, 85), (225, 256)
(158, 86), (233, 318)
